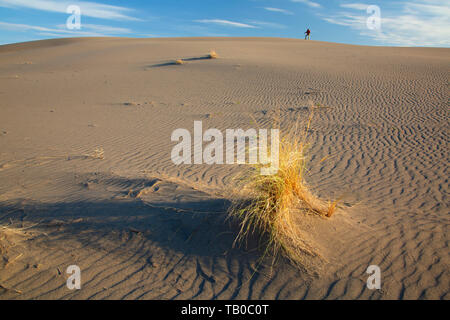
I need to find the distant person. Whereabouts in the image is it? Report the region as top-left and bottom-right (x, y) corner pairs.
(305, 28), (311, 40)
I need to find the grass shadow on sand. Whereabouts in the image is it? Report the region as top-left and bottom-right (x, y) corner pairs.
(0, 174), (324, 299)
(0, 195), (261, 260)
(149, 55), (215, 68)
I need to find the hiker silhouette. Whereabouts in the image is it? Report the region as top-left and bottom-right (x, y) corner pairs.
(305, 28), (311, 40)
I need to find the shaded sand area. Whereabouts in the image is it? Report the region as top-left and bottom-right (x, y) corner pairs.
(0, 37), (448, 299)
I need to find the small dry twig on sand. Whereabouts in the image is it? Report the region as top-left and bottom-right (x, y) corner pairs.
(0, 283), (22, 294)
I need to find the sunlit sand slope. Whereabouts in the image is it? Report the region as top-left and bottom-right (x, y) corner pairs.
(0, 37), (448, 299)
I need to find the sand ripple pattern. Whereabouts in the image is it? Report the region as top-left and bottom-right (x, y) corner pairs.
(0, 38), (448, 299)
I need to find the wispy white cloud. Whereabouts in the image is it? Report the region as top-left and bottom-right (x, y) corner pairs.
(405, 2), (450, 17)
(0, 21), (132, 37)
(291, 0), (321, 8)
(194, 19), (257, 28)
(247, 20), (287, 29)
(323, 1), (450, 46)
(0, 21), (101, 36)
(70, 24), (131, 34)
(340, 3), (370, 10)
(0, 0), (141, 21)
(263, 7), (294, 15)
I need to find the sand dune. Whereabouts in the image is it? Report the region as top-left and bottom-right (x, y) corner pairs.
(0, 37), (448, 299)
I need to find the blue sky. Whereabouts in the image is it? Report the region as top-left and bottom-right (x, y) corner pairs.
(0, 0), (449, 46)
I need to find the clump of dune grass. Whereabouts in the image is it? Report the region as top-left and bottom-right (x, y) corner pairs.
(92, 147), (104, 159)
(228, 111), (338, 269)
(83, 147), (104, 160)
(208, 50), (218, 59)
(0, 224), (32, 261)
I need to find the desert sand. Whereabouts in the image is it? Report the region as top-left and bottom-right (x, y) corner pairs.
(0, 37), (448, 300)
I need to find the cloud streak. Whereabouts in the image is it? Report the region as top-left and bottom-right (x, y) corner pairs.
(340, 3), (370, 11)
(248, 20), (287, 29)
(0, 21), (132, 37)
(0, 0), (141, 21)
(291, 0), (321, 8)
(263, 7), (294, 15)
(323, 1), (450, 46)
(194, 19), (257, 28)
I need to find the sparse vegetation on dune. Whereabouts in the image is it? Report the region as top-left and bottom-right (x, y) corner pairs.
(0, 224), (31, 261)
(228, 111), (338, 269)
(208, 50), (218, 59)
(81, 147), (105, 160)
(170, 51), (217, 65)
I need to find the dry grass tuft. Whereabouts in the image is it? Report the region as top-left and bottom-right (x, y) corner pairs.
(228, 111), (338, 269)
(83, 147), (104, 160)
(92, 147), (105, 159)
(0, 224), (32, 260)
(208, 50), (218, 59)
